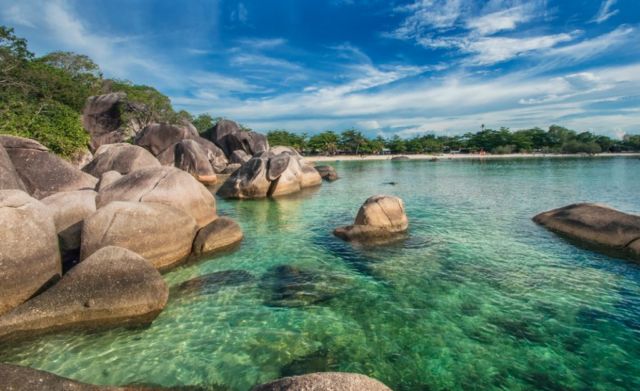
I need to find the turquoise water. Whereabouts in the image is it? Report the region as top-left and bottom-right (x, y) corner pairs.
(2, 157), (640, 390)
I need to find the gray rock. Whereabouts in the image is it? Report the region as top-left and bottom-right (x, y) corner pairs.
(97, 170), (123, 191)
(193, 137), (228, 173)
(134, 122), (198, 156)
(0, 246), (168, 342)
(96, 166), (217, 228)
(41, 190), (97, 256)
(0, 143), (26, 191)
(230, 149), (251, 164)
(174, 139), (217, 185)
(192, 217), (243, 258)
(267, 153), (291, 181)
(69, 149), (94, 170)
(0, 136), (98, 199)
(81, 201), (198, 271)
(533, 203), (640, 261)
(334, 195), (409, 242)
(391, 155), (410, 161)
(221, 163), (242, 175)
(83, 143), (160, 177)
(315, 165), (339, 181)
(218, 157), (272, 199)
(203, 119), (269, 158)
(0, 190), (61, 316)
(0, 363), (135, 390)
(252, 372), (392, 391)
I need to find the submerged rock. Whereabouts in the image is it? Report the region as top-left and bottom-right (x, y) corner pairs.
(192, 217), (244, 258)
(334, 195), (409, 242)
(315, 165), (339, 181)
(391, 155), (410, 161)
(0, 190), (61, 316)
(251, 372), (392, 391)
(0, 135), (98, 199)
(81, 201), (197, 271)
(96, 166), (217, 228)
(83, 143), (160, 177)
(260, 265), (347, 307)
(175, 270), (255, 296)
(0, 246), (168, 342)
(533, 203), (640, 261)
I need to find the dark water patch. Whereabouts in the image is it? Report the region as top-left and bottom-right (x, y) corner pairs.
(490, 316), (545, 343)
(259, 265), (351, 308)
(280, 348), (341, 377)
(524, 372), (571, 391)
(173, 270), (255, 297)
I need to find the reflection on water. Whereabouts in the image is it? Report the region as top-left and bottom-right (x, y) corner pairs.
(1, 157), (640, 391)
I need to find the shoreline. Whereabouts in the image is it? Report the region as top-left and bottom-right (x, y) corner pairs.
(305, 152), (640, 163)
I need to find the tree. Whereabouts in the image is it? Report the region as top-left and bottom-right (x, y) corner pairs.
(267, 130), (307, 151)
(192, 113), (215, 133)
(340, 129), (367, 154)
(308, 131), (339, 155)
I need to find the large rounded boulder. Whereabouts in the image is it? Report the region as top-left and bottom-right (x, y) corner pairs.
(0, 136), (98, 199)
(192, 217), (244, 258)
(334, 195), (409, 242)
(0, 246), (168, 342)
(533, 203), (640, 261)
(96, 166), (216, 227)
(204, 119), (269, 158)
(134, 122), (198, 156)
(0, 143), (26, 191)
(82, 92), (129, 151)
(81, 201), (198, 271)
(41, 190), (97, 261)
(218, 156), (272, 199)
(315, 165), (339, 181)
(82, 143), (160, 177)
(174, 139), (217, 185)
(252, 372), (392, 391)
(0, 190), (61, 316)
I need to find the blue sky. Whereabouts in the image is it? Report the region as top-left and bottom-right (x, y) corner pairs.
(1, 0), (639, 138)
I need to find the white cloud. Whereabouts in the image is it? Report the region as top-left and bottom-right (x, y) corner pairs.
(391, 0), (464, 39)
(230, 3), (248, 24)
(465, 5), (533, 36)
(592, 0), (618, 24)
(463, 32), (577, 65)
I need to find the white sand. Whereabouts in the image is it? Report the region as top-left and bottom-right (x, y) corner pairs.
(305, 152), (640, 163)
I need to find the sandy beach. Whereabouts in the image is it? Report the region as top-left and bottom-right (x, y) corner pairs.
(305, 152), (640, 163)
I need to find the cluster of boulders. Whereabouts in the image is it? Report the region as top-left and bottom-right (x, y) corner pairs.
(0, 134), (243, 341)
(534, 203), (640, 261)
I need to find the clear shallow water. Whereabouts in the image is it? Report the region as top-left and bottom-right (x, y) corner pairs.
(2, 157), (640, 391)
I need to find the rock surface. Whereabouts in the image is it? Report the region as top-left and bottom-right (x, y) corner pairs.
(83, 143), (160, 177)
(81, 201), (197, 271)
(134, 122), (198, 156)
(0, 135), (98, 199)
(334, 195), (409, 241)
(192, 217), (244, 258)
(41, 190), (97, 256)
(533, 203), (640, 260)
(218, 157), (272, 199)
(251, 372), (392, 391)
(391, 155), (410, 161)
(0, 143), (26, 191)
(174, 139), (217, 184)
(97, 170), (123, 191)
(96, 166), (217, 228)
(0, 246), (168, 342)
(0, 190), (61, 316)
(204, 119), (269, 158)
(315, 165), (339, 181)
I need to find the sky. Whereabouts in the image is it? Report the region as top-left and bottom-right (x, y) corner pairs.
(1, 0), (639, 138)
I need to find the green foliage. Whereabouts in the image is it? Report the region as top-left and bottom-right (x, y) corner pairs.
(267, 130), (307, 151)
(106, 79), (175, 126)
(308, 131), (339, 154)
(192, 114), (216, 133)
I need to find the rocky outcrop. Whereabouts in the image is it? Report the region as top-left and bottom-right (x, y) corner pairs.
(81, 201), (197, 271)
(203, 119), (269, 158)
(0, 190), (61, 316)
(134, 123), (198, 156)
(230, 149), (251, 164)
(96, 166), (217, 228)
(315, 165), (339, 181)
(334, 195), (409, 242)
(0, 143), (26, 191)
(174, 139), (217, 185)
(83, 143), (160, 177)
(218, 150), (322, 199)
(252, 372), (392, 391)
(0, 135), (98, 199)
(192, 217), (243, 258)
(0, 246), (168, 342)
(82, 92), (147, 152)
(41, 190), (97, 261)
(533, 203), (640, 260)
(70, 149), (94, 169)
(97, 170), (123, 191)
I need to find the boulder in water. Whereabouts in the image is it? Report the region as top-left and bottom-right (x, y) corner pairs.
(81, 201), (197, 271)
(315, 165), (339, 181)
(334, 195), (409, 242)
(0, 246), (168, 342)
(533, 203), (640, 261)
(0, 190), (61, 316)
(96, 166), (216, 228)
(83, 143), (160, 177)
(251, 372), (392, 391)
(191, 217), (244, 258)
(218, 156), (272, 199)
(0, 135), (98, 199)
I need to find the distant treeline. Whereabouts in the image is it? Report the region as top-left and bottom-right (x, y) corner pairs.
(267, 126), (640, 155)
